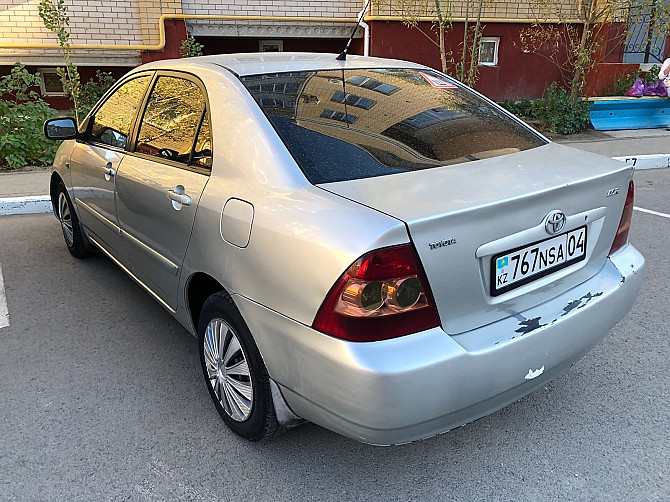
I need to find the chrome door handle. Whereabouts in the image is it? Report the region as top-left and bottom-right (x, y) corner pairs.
(102, 162), (116, 181)
(167, 190), (191, 207)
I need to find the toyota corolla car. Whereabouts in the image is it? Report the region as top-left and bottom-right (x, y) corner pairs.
(44, 53), (644, 445)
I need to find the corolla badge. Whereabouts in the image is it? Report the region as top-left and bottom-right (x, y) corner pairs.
(544, 210), (566, 235)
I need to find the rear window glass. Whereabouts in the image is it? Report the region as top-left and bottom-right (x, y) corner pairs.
(240, 69), (546, 184)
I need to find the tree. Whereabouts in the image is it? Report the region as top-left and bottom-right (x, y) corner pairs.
(373, 0), (486, 86)
(518, 0), (651, 102)
(38, 0), (83, 123)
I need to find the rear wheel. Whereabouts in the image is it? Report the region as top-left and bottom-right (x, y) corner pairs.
(198, 291), (284, 441)
(55, 182), (92, 258)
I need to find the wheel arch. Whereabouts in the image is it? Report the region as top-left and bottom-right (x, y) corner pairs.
(49, 172), (64, 217)
(186, 271), (227, 333)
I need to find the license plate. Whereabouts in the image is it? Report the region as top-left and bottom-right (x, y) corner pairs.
(491, 227), (587, 296)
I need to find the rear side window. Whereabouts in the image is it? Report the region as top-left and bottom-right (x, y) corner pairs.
(240, 69), (546, 184)
(90, 76), (151, 149)
(135, 76), (206, 164)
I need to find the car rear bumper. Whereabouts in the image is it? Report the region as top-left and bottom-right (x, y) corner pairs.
(235, 244), (644, 445)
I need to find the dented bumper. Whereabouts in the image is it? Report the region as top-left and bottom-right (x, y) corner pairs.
(235, 244), (645, 445)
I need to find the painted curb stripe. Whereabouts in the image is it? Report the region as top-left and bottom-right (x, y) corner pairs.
(0, 196), (52, 216)
(613, 154), (670, 170)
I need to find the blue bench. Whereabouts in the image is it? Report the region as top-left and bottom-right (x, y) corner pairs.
(585, 96), (670, 130)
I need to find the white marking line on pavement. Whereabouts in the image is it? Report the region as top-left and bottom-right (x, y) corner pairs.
(0, 262), (9, 329)
(634, 206), (670, 219)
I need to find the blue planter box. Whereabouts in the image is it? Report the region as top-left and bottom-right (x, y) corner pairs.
(585, 96), (670, 130)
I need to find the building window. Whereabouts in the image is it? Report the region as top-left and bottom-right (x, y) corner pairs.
(38, 68), (66, 96)
(479, 37), (500, 66)
(320, 109), (358, 124)
(346, 76), (399, 95)
(331, 91), (375, 109)
(259, 40), (283, 52)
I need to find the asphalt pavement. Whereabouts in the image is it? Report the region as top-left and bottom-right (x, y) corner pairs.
(0, 169), (668, 501)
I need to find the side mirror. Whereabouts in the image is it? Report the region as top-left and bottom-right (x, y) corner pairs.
(44, 117), (78, 140)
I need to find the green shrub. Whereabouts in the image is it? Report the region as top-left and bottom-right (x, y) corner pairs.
(532, 82), (590, 135)
(603, 68), (642, 96)
(180, 35), (204, 58)
(644, 64), (661, 84)
(497, 98), (534, 118)
(0, 63), (59, 169)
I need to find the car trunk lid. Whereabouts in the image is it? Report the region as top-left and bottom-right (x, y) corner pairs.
(319, 143), (633, 334)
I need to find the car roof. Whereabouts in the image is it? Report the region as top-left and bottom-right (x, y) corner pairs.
(137, 52), (427, 77)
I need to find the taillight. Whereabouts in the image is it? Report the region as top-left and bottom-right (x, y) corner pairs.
(312, 245), (440, 342)
(609, 180), (634, 255)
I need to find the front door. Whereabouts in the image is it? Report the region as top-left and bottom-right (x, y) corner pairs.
(115, 74), (213, 310)
(70, 74), (152, 260)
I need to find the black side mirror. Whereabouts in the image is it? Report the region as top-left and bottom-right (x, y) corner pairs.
(44, 117), (78, 140)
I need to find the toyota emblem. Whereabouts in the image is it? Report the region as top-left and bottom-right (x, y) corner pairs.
(544, 210), (566, 235)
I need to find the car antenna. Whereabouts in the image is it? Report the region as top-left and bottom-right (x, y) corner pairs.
(336, 0), (371, 61)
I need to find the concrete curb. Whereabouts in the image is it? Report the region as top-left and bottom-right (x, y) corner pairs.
(613, 154), (670, 170)
(0, 196), (52, 216)
(0, 153), (667, 217)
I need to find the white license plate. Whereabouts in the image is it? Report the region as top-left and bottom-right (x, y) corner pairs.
(491, 227), (587, 296)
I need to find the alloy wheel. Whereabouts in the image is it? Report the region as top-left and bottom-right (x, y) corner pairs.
(58, 192), (74, 247)
(203, 318), (254, 422)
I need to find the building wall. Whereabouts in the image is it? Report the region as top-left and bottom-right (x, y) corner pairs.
(0, 0), (644, 105)
(0, 0), (182, 66)
(368, 21), (567, 100)
(372, 0), (581, 20)
(183, 0), (361, 17)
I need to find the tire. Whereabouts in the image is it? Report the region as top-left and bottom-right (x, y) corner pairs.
(55, 182), (93, 258)
(198, 291), (284, 441)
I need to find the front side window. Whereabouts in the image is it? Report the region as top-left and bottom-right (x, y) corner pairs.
(90, 75), (151, 149)
(240, 68), (546, 184)
(135, 76), (206, 164)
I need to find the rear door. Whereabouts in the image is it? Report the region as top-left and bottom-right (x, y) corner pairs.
(70, 74), (152, 260)
(115, 72), (212, 311)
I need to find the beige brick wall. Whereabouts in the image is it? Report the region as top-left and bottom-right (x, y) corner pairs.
(372, 0), (582, 20)
(182, 0), (362, 18)
(0, 0), (182, 65)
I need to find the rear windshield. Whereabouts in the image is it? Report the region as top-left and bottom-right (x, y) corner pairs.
(240, 68), (546, 184)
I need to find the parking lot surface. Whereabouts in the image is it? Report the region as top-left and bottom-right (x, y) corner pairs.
(0, 168), (668, 501)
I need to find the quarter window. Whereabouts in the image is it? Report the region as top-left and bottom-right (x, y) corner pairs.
(90, 76), (151, 149)
(136, 76), (206, 164)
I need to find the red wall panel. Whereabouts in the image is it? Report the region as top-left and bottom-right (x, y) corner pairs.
(369, 21), (566, 100)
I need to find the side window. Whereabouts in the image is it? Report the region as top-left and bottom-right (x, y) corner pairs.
(135, 76), (206, 164)
(192, 109), (212, 169)
(90, 76), (151, 149)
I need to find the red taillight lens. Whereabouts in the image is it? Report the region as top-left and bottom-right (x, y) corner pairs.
(312, 245), (441, 342)
(609, 180), (634, 255)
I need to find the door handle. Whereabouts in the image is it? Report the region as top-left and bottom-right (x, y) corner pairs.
(167, 189), (192, 207)
(102, 162), (116, 181)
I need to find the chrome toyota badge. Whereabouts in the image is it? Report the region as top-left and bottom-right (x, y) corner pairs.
(544, 210), (566, 235)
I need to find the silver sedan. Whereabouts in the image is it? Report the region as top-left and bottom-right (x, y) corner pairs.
(44, 53), (644, 445)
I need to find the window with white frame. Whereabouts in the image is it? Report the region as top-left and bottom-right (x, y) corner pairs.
(479, 37), (500, 66)
(259, 40), (283, 52)
(38, 68), (66, 96)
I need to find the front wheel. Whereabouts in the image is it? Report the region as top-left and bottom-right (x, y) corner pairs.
(55, 182), (92, 258)
(198, 291), (284, 441)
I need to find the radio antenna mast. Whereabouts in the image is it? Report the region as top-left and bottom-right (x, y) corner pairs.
(336, 0), (372, 61)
